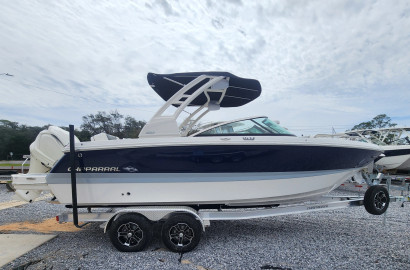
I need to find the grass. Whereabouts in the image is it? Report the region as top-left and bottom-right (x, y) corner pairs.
(0, 163), (30, 166)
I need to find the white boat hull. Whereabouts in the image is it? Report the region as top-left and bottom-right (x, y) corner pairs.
(376, 150), (410, 171)
(397, 156), (410, 170)
(12, 128), (382, 206)
(47, 169), (359, 206)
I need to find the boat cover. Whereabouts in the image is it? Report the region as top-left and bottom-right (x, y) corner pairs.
(147, 72), (261, 107)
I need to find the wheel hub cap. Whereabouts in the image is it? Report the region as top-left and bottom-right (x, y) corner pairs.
(374, 191), (387, 210)
(117, 222), (143, 247)
(169, 223), (194, 247)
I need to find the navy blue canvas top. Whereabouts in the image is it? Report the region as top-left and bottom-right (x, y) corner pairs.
(147, 72), (262, 107)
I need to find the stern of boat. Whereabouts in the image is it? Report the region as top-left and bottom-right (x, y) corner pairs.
(11, 173), (50, 202)
(11, 126), (79, 202)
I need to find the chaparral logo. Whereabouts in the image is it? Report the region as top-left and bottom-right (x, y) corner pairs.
(68, 167), (120, 172)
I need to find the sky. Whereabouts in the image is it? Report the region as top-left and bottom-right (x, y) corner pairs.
(0, 0), (409, 136)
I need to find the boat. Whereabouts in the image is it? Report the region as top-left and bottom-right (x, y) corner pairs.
(316, 128), (410, 172)
(345, 128), (410, 172)
(12, 72), (383, 208)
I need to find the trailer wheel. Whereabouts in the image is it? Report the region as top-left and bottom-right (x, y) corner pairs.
(161, 214), (202, 253)
(109, 214), (152, 252)
(364, 185), (389, 215)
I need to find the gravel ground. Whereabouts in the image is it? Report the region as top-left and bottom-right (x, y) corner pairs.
(0, 183), (409, 270)
(0, 184), (14, 203)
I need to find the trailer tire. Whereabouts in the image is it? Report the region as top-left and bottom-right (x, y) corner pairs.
(364, 185), (389, 215)
(109, 214), (152, 252)
(161, 213), (202, 253)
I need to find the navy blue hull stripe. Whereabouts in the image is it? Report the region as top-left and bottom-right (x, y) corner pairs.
(384, 148), (410, 157)
(50, 145), (380, 174)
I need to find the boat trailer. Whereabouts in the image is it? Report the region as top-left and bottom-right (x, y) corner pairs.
(57, 188), (409, 253)
(56, 126), (410, 253)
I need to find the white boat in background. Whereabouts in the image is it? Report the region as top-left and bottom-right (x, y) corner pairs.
(12, 72), (382, 208)
(372, 127), (410, 146)
(366, 127), (410, 172)
(316, 128), (410, 172)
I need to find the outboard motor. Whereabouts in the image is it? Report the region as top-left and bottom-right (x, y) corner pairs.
(13, 126), (79, 202)
(28, 126), (79, 173)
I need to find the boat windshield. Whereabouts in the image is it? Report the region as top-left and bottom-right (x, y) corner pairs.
(195, 117), (295, 136)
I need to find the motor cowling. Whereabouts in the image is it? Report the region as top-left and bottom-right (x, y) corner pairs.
(28, 126), (79, 173)
(12, 126), (79, 202)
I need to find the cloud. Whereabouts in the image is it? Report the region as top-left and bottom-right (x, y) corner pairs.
(0, 0), (409, 134)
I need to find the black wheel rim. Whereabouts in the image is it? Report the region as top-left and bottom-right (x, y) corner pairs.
(169, 223), (194, 247)
(117, 222), (143, 247)
(374, 191), (387, 210)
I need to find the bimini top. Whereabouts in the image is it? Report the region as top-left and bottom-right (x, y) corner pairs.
(147, 72), (261, 108)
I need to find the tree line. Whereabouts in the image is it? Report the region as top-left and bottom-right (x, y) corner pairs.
(0, 111), (146, 160)
(0, 112), (397, 160)
(350, 114), (396, 130)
